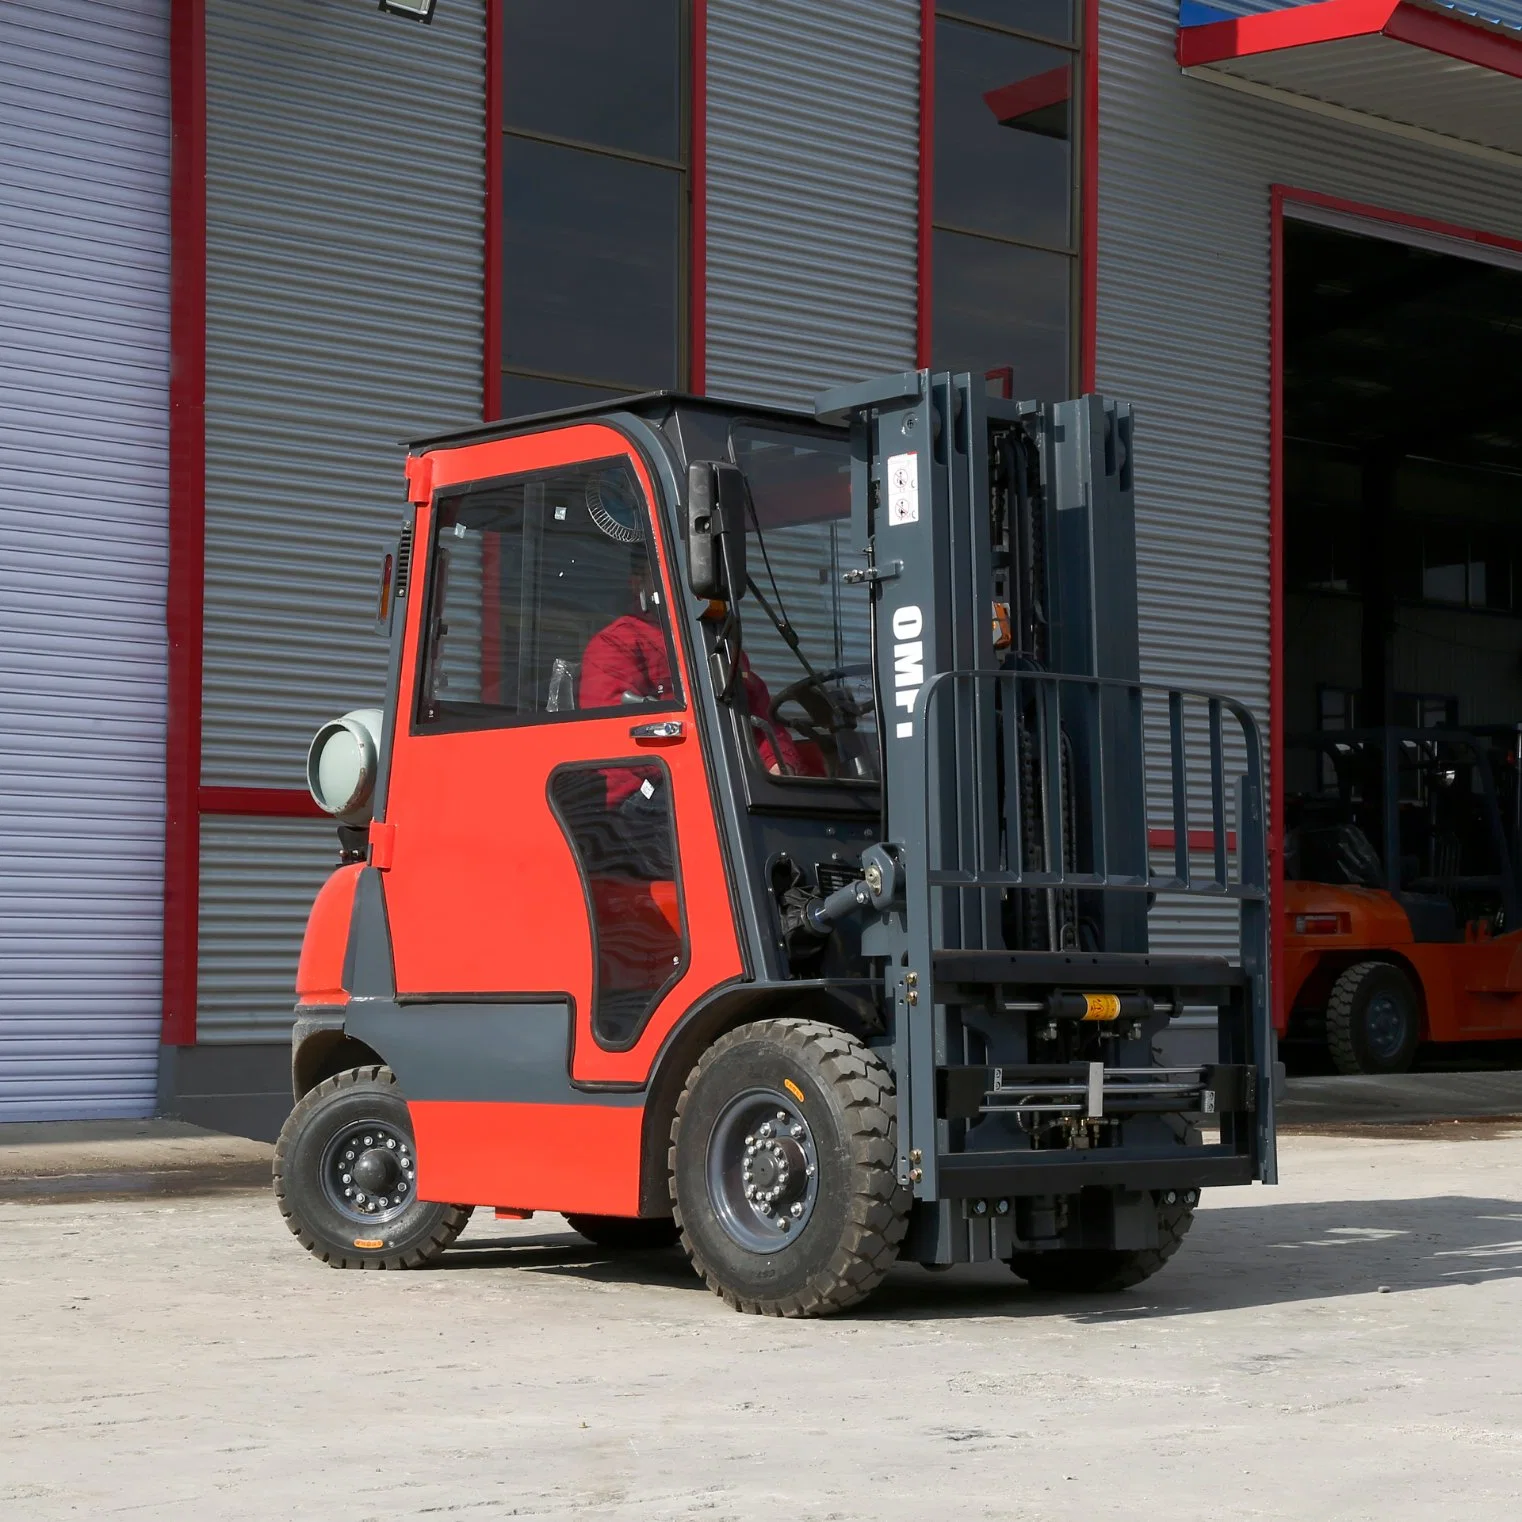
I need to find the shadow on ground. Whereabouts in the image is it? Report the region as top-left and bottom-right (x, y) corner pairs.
(440, 1193), (1522, 1320)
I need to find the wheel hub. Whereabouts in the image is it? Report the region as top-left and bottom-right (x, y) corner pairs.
(706, 1091), (820, 1255)
(1366, 994), (1406, 1060)
(320, 1122), (416, 1225)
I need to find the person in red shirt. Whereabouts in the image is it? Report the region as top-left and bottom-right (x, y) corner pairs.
(579, 556), (804, 813)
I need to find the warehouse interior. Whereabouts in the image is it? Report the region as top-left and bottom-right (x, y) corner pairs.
(1282, 214), (1522, 770)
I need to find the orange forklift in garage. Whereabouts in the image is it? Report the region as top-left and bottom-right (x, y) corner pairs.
(1282, 726), (1522, 1073)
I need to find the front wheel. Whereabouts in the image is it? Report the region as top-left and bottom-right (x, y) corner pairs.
(1326, 960), (1421, 1075)
(1010, 1192), (1195, 1293)
(670, 1019), (909, 1317)
(273, 1065), (472, 1269)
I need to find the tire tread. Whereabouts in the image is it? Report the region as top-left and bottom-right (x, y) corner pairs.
(272, 1064), (471, 1270)
(669, 1018), (909, 1318)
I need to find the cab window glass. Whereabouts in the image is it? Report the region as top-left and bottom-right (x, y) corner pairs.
(730, 424), (879, 786)
(417, 457), (680, 730)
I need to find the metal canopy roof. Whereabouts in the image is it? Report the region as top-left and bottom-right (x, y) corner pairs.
(1178, 1), (1522, 167)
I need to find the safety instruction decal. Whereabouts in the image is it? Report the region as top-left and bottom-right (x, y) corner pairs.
(886, 452), (919, 526)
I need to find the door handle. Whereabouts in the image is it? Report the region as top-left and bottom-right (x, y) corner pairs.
(630, 720), (685, 742)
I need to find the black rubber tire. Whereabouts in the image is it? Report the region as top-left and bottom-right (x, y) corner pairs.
(670, 1018), (909, 1317)
(273, 1065), (472, 1270)
(1010, 1194), (1195, 1293)
(564, 1214), (681, 1251)
(1326, 960), (1421, 1075)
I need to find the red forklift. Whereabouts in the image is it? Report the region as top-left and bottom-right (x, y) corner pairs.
(275, 372), (1275, 1316)
(1282, 726), (1522, 1072)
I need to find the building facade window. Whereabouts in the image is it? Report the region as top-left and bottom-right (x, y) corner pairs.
(499, 0), (690, 416)
(931, 2), (1082, 398)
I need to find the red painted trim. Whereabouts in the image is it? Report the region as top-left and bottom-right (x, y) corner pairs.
(1147, 829), (1238, 852)
(1269, 185), (1286, 1036)
(1179, 0), (1522, 82)
(1178, 0), (1398, 67)
(1080, 0), (1099, 394)
(1385, 3), (1522, 82)
(198, 787), (327, 820)
(982, 65), (1071, 124)
(163, 0), (206, 1048)
(1278, 184), (1522, 261)
(689, 0), (707, 394)
(916, 0), (934, 369)
(484, 0), (503, 422)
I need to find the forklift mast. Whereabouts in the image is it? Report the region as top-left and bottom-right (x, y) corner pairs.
(818, 370), (1274, 1224)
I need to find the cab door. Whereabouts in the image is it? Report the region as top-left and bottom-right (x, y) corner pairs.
(381, 424), (742, 1085)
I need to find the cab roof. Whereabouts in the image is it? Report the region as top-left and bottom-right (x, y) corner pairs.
(407, 389), (841, 453)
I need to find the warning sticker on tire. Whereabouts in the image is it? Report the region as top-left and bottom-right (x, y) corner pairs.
(886, 452), (919, 526)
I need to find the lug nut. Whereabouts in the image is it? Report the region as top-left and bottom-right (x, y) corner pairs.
(776, 1112), (788, 1122)
(758, 1123), (773, 1139)
(790, 1203), (804, 1219)
(972, 1199), (988, 1216)
(995, 1199), (1010, 1216)
(790, 1124), (804, 1139)
(777, 1217), (790, 1232)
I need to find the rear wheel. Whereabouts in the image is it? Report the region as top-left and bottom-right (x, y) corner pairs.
(273, 1065), (472, 1269)
(1326, 960), (1421, 1075)
(670, 1018), (909, 1317)
(564, 1214), (680, 1250)
(1010, 1192), (1195, 1293)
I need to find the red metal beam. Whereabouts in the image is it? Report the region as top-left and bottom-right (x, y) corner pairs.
(1147, 829), (1239, 852)
(163, 0), (206, 1048)
(690, 0), (708, 394)
(1178, 0), (1399, 67)
(982, 64), (1071, 126)
(1383, 2), (1522, 83)
(1080, 0), (1099, 394)
(484, 0), (503, 422)
(199, 787), (327, 820)
(1179, 0), (1522, 82)
(917, 0), (934, 369)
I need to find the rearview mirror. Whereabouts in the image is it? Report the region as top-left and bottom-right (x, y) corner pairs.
(686, 461), (749, 600)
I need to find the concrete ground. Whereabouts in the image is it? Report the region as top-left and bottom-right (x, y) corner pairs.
(3, 1093), (1521, 1520)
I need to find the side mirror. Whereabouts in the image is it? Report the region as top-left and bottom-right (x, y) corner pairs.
(686, 461), (749, 600)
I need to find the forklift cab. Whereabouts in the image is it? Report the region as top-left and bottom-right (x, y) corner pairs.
(281, 376), (1273, 1317)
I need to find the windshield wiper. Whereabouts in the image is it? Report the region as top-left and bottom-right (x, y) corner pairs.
(745, 574), (819, 681)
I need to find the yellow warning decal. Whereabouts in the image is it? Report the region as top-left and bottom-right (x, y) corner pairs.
(783, 1079), (806, 1103)
(1081, 994), (1122, 1022)
(353, 1239), (385, 1250)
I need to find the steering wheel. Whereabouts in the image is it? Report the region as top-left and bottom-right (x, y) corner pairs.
(768, 665), (875, 753)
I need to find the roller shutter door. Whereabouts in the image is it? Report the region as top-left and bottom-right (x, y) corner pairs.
(1098, 0), (1522, 959)
(196, 818), (339, 1045)
(0, 0), (169, 1120)
(705, 0), (920, 410)
(198, 0), (485, 1043)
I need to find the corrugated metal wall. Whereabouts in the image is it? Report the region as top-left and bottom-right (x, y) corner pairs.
(200, 0), (485, 1043)
(196, 818), (340, 1044)
(0, 0), (169, 1119)
(705, 0), (920, 409)
(203, 0), (485, 786)
(1099, 0), (1522, 957)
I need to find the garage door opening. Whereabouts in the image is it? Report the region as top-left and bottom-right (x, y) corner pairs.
(1280, 207), (1522, 1073)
